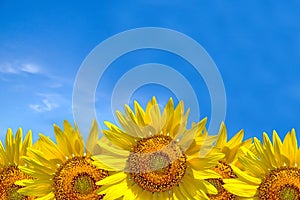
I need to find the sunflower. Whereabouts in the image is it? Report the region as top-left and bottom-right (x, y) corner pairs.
(17, 120), (109, 200)
(223, 129), (300, 199)
(0, 128), (35, 199)
(206, 122), (252, 200)
(93, 97), (225, 199)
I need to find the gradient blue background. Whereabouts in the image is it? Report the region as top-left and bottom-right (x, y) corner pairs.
(1, 1), (300, 142)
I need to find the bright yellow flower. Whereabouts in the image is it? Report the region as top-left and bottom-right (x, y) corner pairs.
(17, 120), (109, 200)
(93, 97), (224, 200)
(0, 128), (35, 199)
(223, 129), (300, 199)
(207, 122), (252, 200)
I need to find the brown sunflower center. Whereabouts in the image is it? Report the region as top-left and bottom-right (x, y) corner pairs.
(0, 165), (34, 200)
(258, 167), (300, 200)
(128, 135), (187, 192)
(206, 161), (237, 200)
(53, 156), (109, 200)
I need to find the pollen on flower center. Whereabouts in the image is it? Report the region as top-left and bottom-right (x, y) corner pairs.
(279, 185), (300, 200)
(73, 173), (94, 195)
(53, 156), (109, 200)
(0, 165), (33, 200)
(7, 185), (24, 200)
(127, 135), (187, 192)
(258, 167), (300, 200)
(149, 152), (170, 173)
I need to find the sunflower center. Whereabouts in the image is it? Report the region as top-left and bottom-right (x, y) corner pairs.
(279, 185), (300, 200)
(0, 165), (33, 200)
(7, 185), (22, 200)
(206, 161), (237, 200)
(128, 135), (187, 193)
(149, 153), (169, 173)
(73, 174), (94, 195)
(53, 156), (109, 200)
(258, 167), (300, 200)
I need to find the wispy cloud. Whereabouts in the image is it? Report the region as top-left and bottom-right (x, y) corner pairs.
(29, 99), (59, 112)
(0, 62), (41, 75)
(20, 63), (40, 74)
(0, 61), (70, 89)
(29, 93), (62, 113)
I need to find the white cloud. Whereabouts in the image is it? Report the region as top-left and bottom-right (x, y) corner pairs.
(20, 64), (40, 74)
(29, 99), (59, 112)
(0, 61), (72, 90)
(29, 93), (60, 113)
(0, 62), (41, 74)
(29, 93), (71, 113)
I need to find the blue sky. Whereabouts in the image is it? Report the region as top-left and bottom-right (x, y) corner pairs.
(1, 1), (300, 142)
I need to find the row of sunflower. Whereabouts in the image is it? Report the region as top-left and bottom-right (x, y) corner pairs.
(0, 97), (299, 200)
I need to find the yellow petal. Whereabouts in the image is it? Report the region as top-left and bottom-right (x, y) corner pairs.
(215, 122), (227, 147)
(86, 119), (100, 155)
(99, 179), (128, 200)
(223, 179), (258, 197)
(97, 172), (127, 185)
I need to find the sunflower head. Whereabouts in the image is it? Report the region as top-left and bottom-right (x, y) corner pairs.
(0, 128), (34, 199)
(17, 120), (109, 199)
(96, 97), (206, 171)
(93, 97), (224, 199)
(223, 129), (300, 199)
